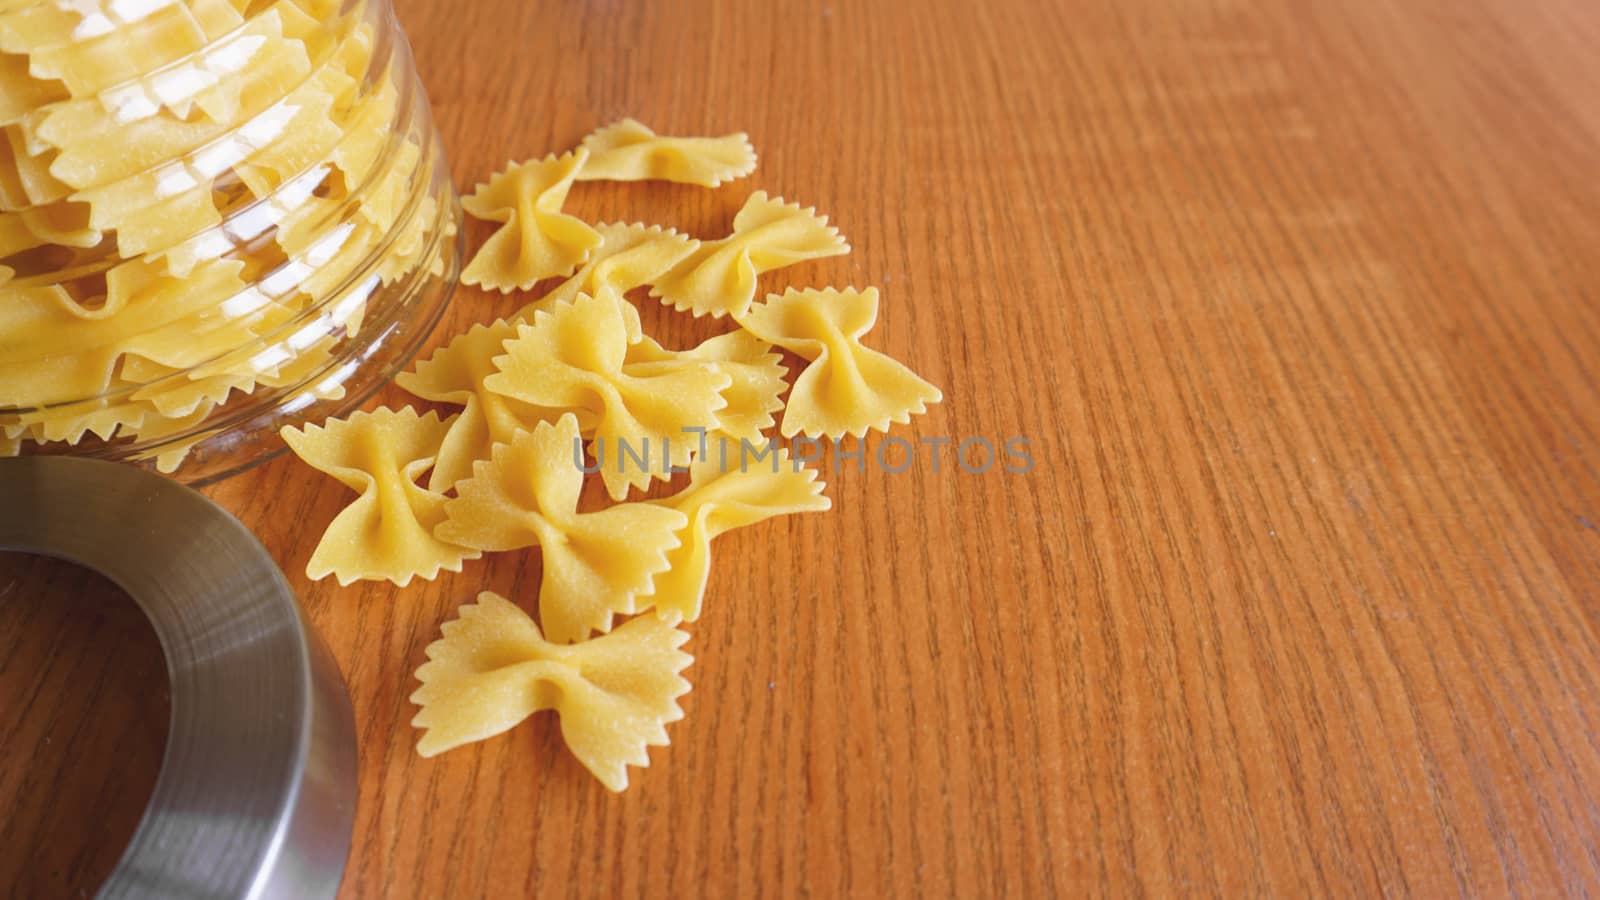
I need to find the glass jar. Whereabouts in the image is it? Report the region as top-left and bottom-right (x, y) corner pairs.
(0, 0), (461, 484)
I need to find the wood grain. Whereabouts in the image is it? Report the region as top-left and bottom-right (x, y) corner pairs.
(0, 554), (168, 899)
(7, 0), (1600, 895)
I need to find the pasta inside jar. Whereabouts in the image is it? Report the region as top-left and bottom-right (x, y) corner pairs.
(0, 0), (460, 483)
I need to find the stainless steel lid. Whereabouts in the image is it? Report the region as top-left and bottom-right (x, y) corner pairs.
(0, 457), (357, 900)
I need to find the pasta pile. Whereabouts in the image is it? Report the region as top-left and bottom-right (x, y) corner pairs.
(0, 0), (451, 472)
(281, 119), (942, 791)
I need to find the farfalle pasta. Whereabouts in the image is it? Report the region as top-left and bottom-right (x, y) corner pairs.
(577, 118), (757, 188)
(436, 415), (687, 643)
(438, 416), (688, 640)
(459, 149), (600, 292)
(739, 287), (943, 438)
(280, 406), (480, 586)
(486, 288), (732, 500)
(412, 592), (692, 792)
(244, 117), (945, 794)
(650, 191), (850, 319)
(0, 0), (458, 476)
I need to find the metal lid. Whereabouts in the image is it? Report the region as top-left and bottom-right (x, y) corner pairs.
(0, 457), (357, 900)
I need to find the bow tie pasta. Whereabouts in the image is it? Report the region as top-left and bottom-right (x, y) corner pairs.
(436, 414), (687, 644)
(739, 286), (944, 439)
(459, 150), (600, 292)
(650, 191), (849, 319)
(280, 407), (481, 586)
(577, 118), (756, 188)
(412, 592), (692, 793)
(279, 118), (944, 794)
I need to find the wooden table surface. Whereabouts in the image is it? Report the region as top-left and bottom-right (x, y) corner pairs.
(7, 0), (1600, 896)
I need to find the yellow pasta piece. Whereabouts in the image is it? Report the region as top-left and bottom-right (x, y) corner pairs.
(0, 284), (121, 407)
(485, 288), (731, 500)
(280, 406), (481, 586)
(64, 20), (332, 256)
(394, 318), (584, 492)
(577, 118), (756, 188)
(649, 449), (829, 622)
(0, 124), (69, 206)
(424, 213), (455, 280)
(435, 415), (687, 643)
(411, 592), (692, 792)
(626, 330), (787, 445)
(279, 218), (384, 309)
(0, 257), (247, 405)
(0, 202), (100, 255)
(231, 54), (351, 198)
(0, 51), (65, 126)
(328, 18), (377, 113)
(459, 149), (600, 292)
(232, 89), (345, 199)
(85, 0), (264, 123)
(1, 418), (36, 445)
(326, 72), (398, 196)
(113, 258), (265, 368)
(0, 2), (83, 49)
(127, 400), (218, 473)
(262, 165), (344, 256)
(15, 396), (147, 445)
(33, 101), (211, 192)
(81, 177), (219, 258)
(33, 8), (313, 191)
(3, 0), (240, 99)
(738, 287), (943, 438)
(153, 161), (320, 277)
(377, 215), (430, 285)
(248, 333), (341, 388)
(519, 222), (699, 339)
(372, 147), (438, 287)
(650, 191), (848, 319)
(357, 137), (421, 236)
(124, 299), (296, 373)
(129, 366), (254, 418)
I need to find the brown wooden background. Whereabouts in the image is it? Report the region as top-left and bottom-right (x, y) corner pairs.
(7, 0), (1600, 895)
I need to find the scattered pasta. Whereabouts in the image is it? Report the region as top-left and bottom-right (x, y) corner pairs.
(739, 287), (944, 438)
(650, 191), (849, 319)
(577, 118), (757, 188)
(435, 415), (686, 643)
(265, 117), (946, 793)
(280, 406), (481, 586)
(411, 592), (692, 792)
